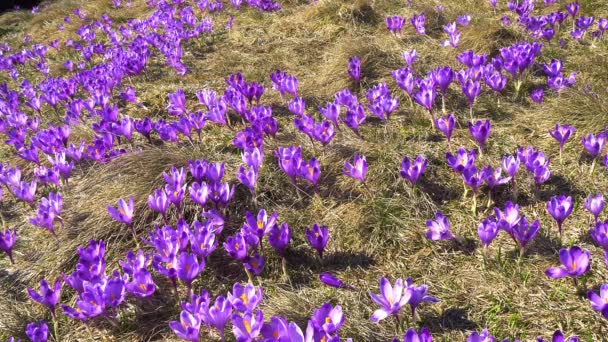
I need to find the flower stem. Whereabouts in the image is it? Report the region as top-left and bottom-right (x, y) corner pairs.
(244, 266), (254, 284)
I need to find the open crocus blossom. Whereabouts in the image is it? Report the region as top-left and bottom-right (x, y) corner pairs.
(405, 277), (438, 322)
(311, 303), (344, 335)
(546, 195), (573, 239)
(369, 277), (411, 323)
(446, 147), (477, 174)
(584, 193), (604, 222)
(319, 272), (355, 290)
(587, 284), (608, 319)
(343, 154), (368, 185)
(25, 320), (48, 342)
(232, 310), (264, 342)
(545, 246), (590, 281)
(27, 278), (62, 318)
(228, 282), (263, 313)
(107, 196), (136, 240)
(425, 212), (454, 241)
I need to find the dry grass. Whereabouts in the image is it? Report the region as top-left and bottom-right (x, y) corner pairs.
(2, 0), (608, 341)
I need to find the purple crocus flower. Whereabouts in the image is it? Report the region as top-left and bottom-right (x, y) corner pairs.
(413, 80), (437, 127)
(107, 196), (134, 226)
(582, 133), (606, 174)
(462, 79), (481, 119)
(232, 310), (264, 342)
(268, 222), (291, 257)
(587, 284), (608, 319)
(435, 114), (455, 143)
(425, 212), (454, 241)
(167, 89), (187, 116)
(410, 12), (426, 35)
(589, 220), (608, 250)
(170, 311), (201, 342)
(125, 270), (156, 298)
(203, 295), (232, 341)
(224, 233), (248, 260)
(369, 277), (411, 322)
(512, 217), (541, 256)
(243, 209), (278, 241)
(468, 329), (495, 342)
(584, 194), (604, 222)
(298, 158), (321, 190)
(25, 321), (48, 342)
(148, 189), (170, 222)
(348, 56), (361, 83)
(306, 224), (329, 258)
(405, 277), (438, 322)
(0, 228), (17, 264)
(343, 154), (368, 184)
(482, 166), (510, 190)
(27, 278), (62, 318)
(288, 97), (306, 116)
(244, 252), (265, 276)
(403, 328), (432, 342)
(260, 316), (289, 341)
(530, 88), (544, 104)
(311, 303), (344, 334)
(228, 283), (263, 312)
(176, 252), (205, 292)
(468, 120), (491, 153)
(12, 180), (37, 203)
(402, 50), (418, 67)
(319, 272), (355, 290)
(400, 155), (427, 187)
(536, 330), (579, 342)
(446, 148), (477, 173)
(478, 218), (499, 251)
(189, 182), (210, 207)
(275, 146), (302, 184)
(549, 124), (575, 159)
(312, 121), (336, 146)
(545, 245), (590, 280)
(386, 16), (406, 33)
(546, 195), (573, 239)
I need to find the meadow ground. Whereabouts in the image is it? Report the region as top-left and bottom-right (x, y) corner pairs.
(1, 0), (608, 341)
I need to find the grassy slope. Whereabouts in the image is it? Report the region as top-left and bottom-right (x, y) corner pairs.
(1, 0), (608, 341)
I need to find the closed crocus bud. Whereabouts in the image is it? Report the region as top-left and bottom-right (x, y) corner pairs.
(584, 193), (605, 222)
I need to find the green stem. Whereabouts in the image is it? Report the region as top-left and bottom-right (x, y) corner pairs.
(53, 314), (59, 342)
(472, 192), (477, 215)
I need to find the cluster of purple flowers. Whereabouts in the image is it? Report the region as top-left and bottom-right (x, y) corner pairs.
(385, 12), (425, 35)
(58, 240), (155, 322)
(276, 146), (321, 191)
